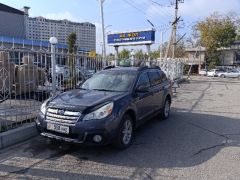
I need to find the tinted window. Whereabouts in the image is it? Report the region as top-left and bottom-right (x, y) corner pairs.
(148, 70), (161, 86)
(160, 71), (167, 82)
(136, 72), (150, 88)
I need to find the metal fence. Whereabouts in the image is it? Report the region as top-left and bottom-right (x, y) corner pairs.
(156, 59), (184, 81)
(131, 58), (185, 81)
(0, 45), (103, 132)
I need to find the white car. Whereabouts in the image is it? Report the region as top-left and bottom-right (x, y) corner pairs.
(218, 70), (240, 78)
(199, 69), (207, 76)
(207, 69), (224, 77)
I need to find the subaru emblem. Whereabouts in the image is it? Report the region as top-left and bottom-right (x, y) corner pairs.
(58, 110), (65, 115)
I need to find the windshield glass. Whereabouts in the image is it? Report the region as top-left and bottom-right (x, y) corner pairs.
(81, 70), (137, 92)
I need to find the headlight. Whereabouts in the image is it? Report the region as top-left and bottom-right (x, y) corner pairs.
(40, 101), (47, 114)
(83, 102), (113, 121)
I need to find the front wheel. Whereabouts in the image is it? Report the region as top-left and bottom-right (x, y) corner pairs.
(160, 98), (171, 120)
(220, 74), (225, 78)
(113, 114), (134, 149)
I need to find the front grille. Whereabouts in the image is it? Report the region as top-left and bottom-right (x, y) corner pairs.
(46, 108), (81, 126)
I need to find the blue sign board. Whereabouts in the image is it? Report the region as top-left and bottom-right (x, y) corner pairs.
(107, 30), (155, 46)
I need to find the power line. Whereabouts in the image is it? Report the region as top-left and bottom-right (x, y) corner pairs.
(149, 0), (173, 7)
(121, 0), (147, 16)
(122, 0), (173, 21)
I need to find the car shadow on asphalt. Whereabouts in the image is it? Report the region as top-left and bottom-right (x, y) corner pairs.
(1, 108), (240, 179)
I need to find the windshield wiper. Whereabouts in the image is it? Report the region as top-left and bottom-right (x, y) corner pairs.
(92, 88), (114, 92)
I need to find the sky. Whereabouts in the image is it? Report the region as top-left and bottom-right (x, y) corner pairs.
(1, 0), (240, 54)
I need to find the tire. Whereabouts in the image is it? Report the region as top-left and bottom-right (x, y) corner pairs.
(113, 114), (134, 149)
(160, 97), (171, 120)
(220, 74), (225, 78)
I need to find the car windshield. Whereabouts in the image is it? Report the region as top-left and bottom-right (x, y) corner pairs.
(81, 70), (137, 92)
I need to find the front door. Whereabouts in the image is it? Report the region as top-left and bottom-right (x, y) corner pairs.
(134, 71), (154, 121)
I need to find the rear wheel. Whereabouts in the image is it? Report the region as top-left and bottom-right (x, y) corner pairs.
(220, 74), (225, 78)
(113, 114), (133, 149)
(160, 97), (171, 120)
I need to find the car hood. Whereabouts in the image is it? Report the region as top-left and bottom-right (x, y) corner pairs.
(47, 89), (126, 110)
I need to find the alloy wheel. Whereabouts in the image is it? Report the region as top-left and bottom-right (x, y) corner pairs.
(122, 119), (133, 145)
(164, 99), (170, 118)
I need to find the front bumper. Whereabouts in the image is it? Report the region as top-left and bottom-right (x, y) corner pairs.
(36, 112), (120, 145)
(40, 132), (88, 143)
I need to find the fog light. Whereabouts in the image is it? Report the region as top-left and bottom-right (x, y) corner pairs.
(93, 135), (102, 143)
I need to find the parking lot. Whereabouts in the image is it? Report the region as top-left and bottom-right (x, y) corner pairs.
(0, 76), (240, 180)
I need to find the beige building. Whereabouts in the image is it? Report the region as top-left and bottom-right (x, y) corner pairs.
(185, 41), (240, 68)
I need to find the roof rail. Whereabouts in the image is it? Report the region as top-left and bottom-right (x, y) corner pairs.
(103, 65), (116, 70)
(138, 65), (161, 71)
(138, 66), (148, 71)
(149, 65), (161, 70)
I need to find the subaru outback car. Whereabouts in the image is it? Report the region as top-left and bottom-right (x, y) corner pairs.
(36, 66), (172, 149)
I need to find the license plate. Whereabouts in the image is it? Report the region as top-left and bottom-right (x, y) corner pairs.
(47, 123), (69, 134)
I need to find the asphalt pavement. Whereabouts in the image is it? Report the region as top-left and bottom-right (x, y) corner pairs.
(0, 76), (240, 180)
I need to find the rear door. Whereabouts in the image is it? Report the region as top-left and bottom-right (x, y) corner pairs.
(148, 70), (164, 112)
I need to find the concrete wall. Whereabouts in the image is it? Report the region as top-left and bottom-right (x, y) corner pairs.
(0, 11), (25, 38)
(186, 51), (205, 65)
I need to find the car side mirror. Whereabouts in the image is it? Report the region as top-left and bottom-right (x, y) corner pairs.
(136, 85), (149, 93)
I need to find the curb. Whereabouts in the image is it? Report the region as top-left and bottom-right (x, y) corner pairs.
(0, 123), (38, 149)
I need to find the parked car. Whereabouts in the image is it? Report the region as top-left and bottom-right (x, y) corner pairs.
(199, 69), (207, 76)
(36, 66), (172, 149)
(207, 69), (225, 77)
(218, 69), (240, 78)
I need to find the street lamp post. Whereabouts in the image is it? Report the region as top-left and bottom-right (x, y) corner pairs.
(101, 25), (112, 60)
(49, 37), (58, 96)
(99, 0), (106, 67)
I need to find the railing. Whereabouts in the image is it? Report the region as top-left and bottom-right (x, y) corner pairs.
(156, 59), (185, 81)
(0, 46), (103, 132)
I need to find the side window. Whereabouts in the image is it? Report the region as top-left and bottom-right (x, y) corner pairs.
(136, 72), (150, 88)
(148, 70), (161, 86)
(159, 71), (167, 82)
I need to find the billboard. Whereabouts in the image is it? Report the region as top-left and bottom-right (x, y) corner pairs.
(107, 30), (155, 46)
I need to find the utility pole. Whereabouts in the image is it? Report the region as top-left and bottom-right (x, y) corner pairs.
(165, 0), (184, 59)
(160, 31), (163, 59)
(172, 0), (178, 58)
(99, 0), (106, 67)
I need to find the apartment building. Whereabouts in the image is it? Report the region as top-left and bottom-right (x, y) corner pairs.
(0, 4), (96, 52)
(24, 6), (96, 52)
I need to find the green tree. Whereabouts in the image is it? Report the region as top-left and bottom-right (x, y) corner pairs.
(236, 35), (240, 40)
(68, 33), (77, 53)
(66, 32), (77, 89)
(149, 50), (160, 59)
(135, 49), (145, 60)
(119, 48), (130, 59)
(196, 13), (236, 68)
